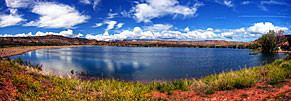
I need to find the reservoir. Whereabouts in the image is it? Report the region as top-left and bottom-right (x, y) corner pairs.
(12, 46), (287, 81)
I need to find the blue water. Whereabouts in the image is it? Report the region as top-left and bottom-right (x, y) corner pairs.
(12, 46), (287, 81)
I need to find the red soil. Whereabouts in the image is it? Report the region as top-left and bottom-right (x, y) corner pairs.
(149, 79), (291, 100)
(0, 45), (90, 58)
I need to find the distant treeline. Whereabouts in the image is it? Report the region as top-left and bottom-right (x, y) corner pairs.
(100, 43), (261, 49)
(0, 42), (269, 50)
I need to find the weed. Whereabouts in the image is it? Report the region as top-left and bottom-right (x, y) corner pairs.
(249, 53), (259, 55)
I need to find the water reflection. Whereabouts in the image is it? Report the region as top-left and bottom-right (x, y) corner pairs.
(12, 46), (288, 81)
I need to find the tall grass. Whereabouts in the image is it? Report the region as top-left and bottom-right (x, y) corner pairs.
(0, 56), (290, 100)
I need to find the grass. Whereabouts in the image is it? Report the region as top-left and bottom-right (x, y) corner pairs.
(249, 53), (259, 55)
(0, 56), (291, 100)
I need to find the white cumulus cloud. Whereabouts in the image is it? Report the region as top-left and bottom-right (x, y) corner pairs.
(24, 2), (90, 28)
(35, 29), (74, 36)
(247, 22), (289, 34)
(0, 9), (25, 27)
(0, 14), (25, 27)
(131, 0), (203, 22)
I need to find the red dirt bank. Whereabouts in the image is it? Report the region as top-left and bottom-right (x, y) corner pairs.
(0, 45), (90, 58)
(150, 79), (291, 100)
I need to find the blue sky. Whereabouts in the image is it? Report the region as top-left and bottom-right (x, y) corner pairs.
(0, 0), (290, 41)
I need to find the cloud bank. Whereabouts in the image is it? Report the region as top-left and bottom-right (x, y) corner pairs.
(0, 29), (75, 37)
(1, 22), (289, 42)
(85, 22), (289, 41)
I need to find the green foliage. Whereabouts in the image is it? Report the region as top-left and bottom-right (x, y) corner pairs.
(246, 44), (260, 49)
(265, 60), (291, 84)
(201, 68), (260, 91)
(238, 45), (245, 49)
(258, 30), (286, 53)
(147, 80), (191, 93)
(281, 45), (290, 51)
(7, 57), (11, 61)
(16, 56), (24, 65)
(267, 67), (287, 84)
(286, 35), (291, 46)
(249, 53), (259, 55)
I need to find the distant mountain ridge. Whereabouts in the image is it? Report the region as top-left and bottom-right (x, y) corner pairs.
(0, 35), (103, 45)
(0, 35), (253, 47)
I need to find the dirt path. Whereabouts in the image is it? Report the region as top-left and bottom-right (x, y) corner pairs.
(0, 45), (92, 58)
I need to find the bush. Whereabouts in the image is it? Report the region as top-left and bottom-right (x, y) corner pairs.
(267, 67), (287, 84)
(147, 80), (191, 93)
(258, 30), (286, 53)
(281, 45), (290, 51)
(272, 59), (285, 66)
(246, 44), (260, 49)
(238, 45), (245, 49)
(279, 61), (291, 70)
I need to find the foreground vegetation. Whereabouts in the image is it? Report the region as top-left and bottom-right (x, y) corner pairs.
(0, 56), (291, 100)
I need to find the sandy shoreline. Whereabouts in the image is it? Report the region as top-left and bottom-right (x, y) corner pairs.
(0, 45), (92, 58)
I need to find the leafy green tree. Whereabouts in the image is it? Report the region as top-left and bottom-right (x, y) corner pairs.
(258, 30), (286, 53)
(286, 35), (291, 46)
(246, 44), (260, 49)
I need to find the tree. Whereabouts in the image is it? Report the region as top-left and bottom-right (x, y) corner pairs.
(258, 30), (286, 53)
(286, 35), (291, 46)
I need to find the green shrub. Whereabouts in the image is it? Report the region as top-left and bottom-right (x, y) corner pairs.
(147, 80), (191, 93)
(249, 53), (259, 55)
(281, 45), (290, 51)
(279, 61), (291, 70)
(272, 59), (284, 66)
(267, 67), (287, 84)
(238, 45), (245, 49)
(247, 44), (260, 49)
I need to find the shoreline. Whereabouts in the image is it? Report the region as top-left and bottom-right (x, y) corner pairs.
(0, 45), (291, 100)
(0, 45), (92, 58)
(1, 56), (290, 100)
